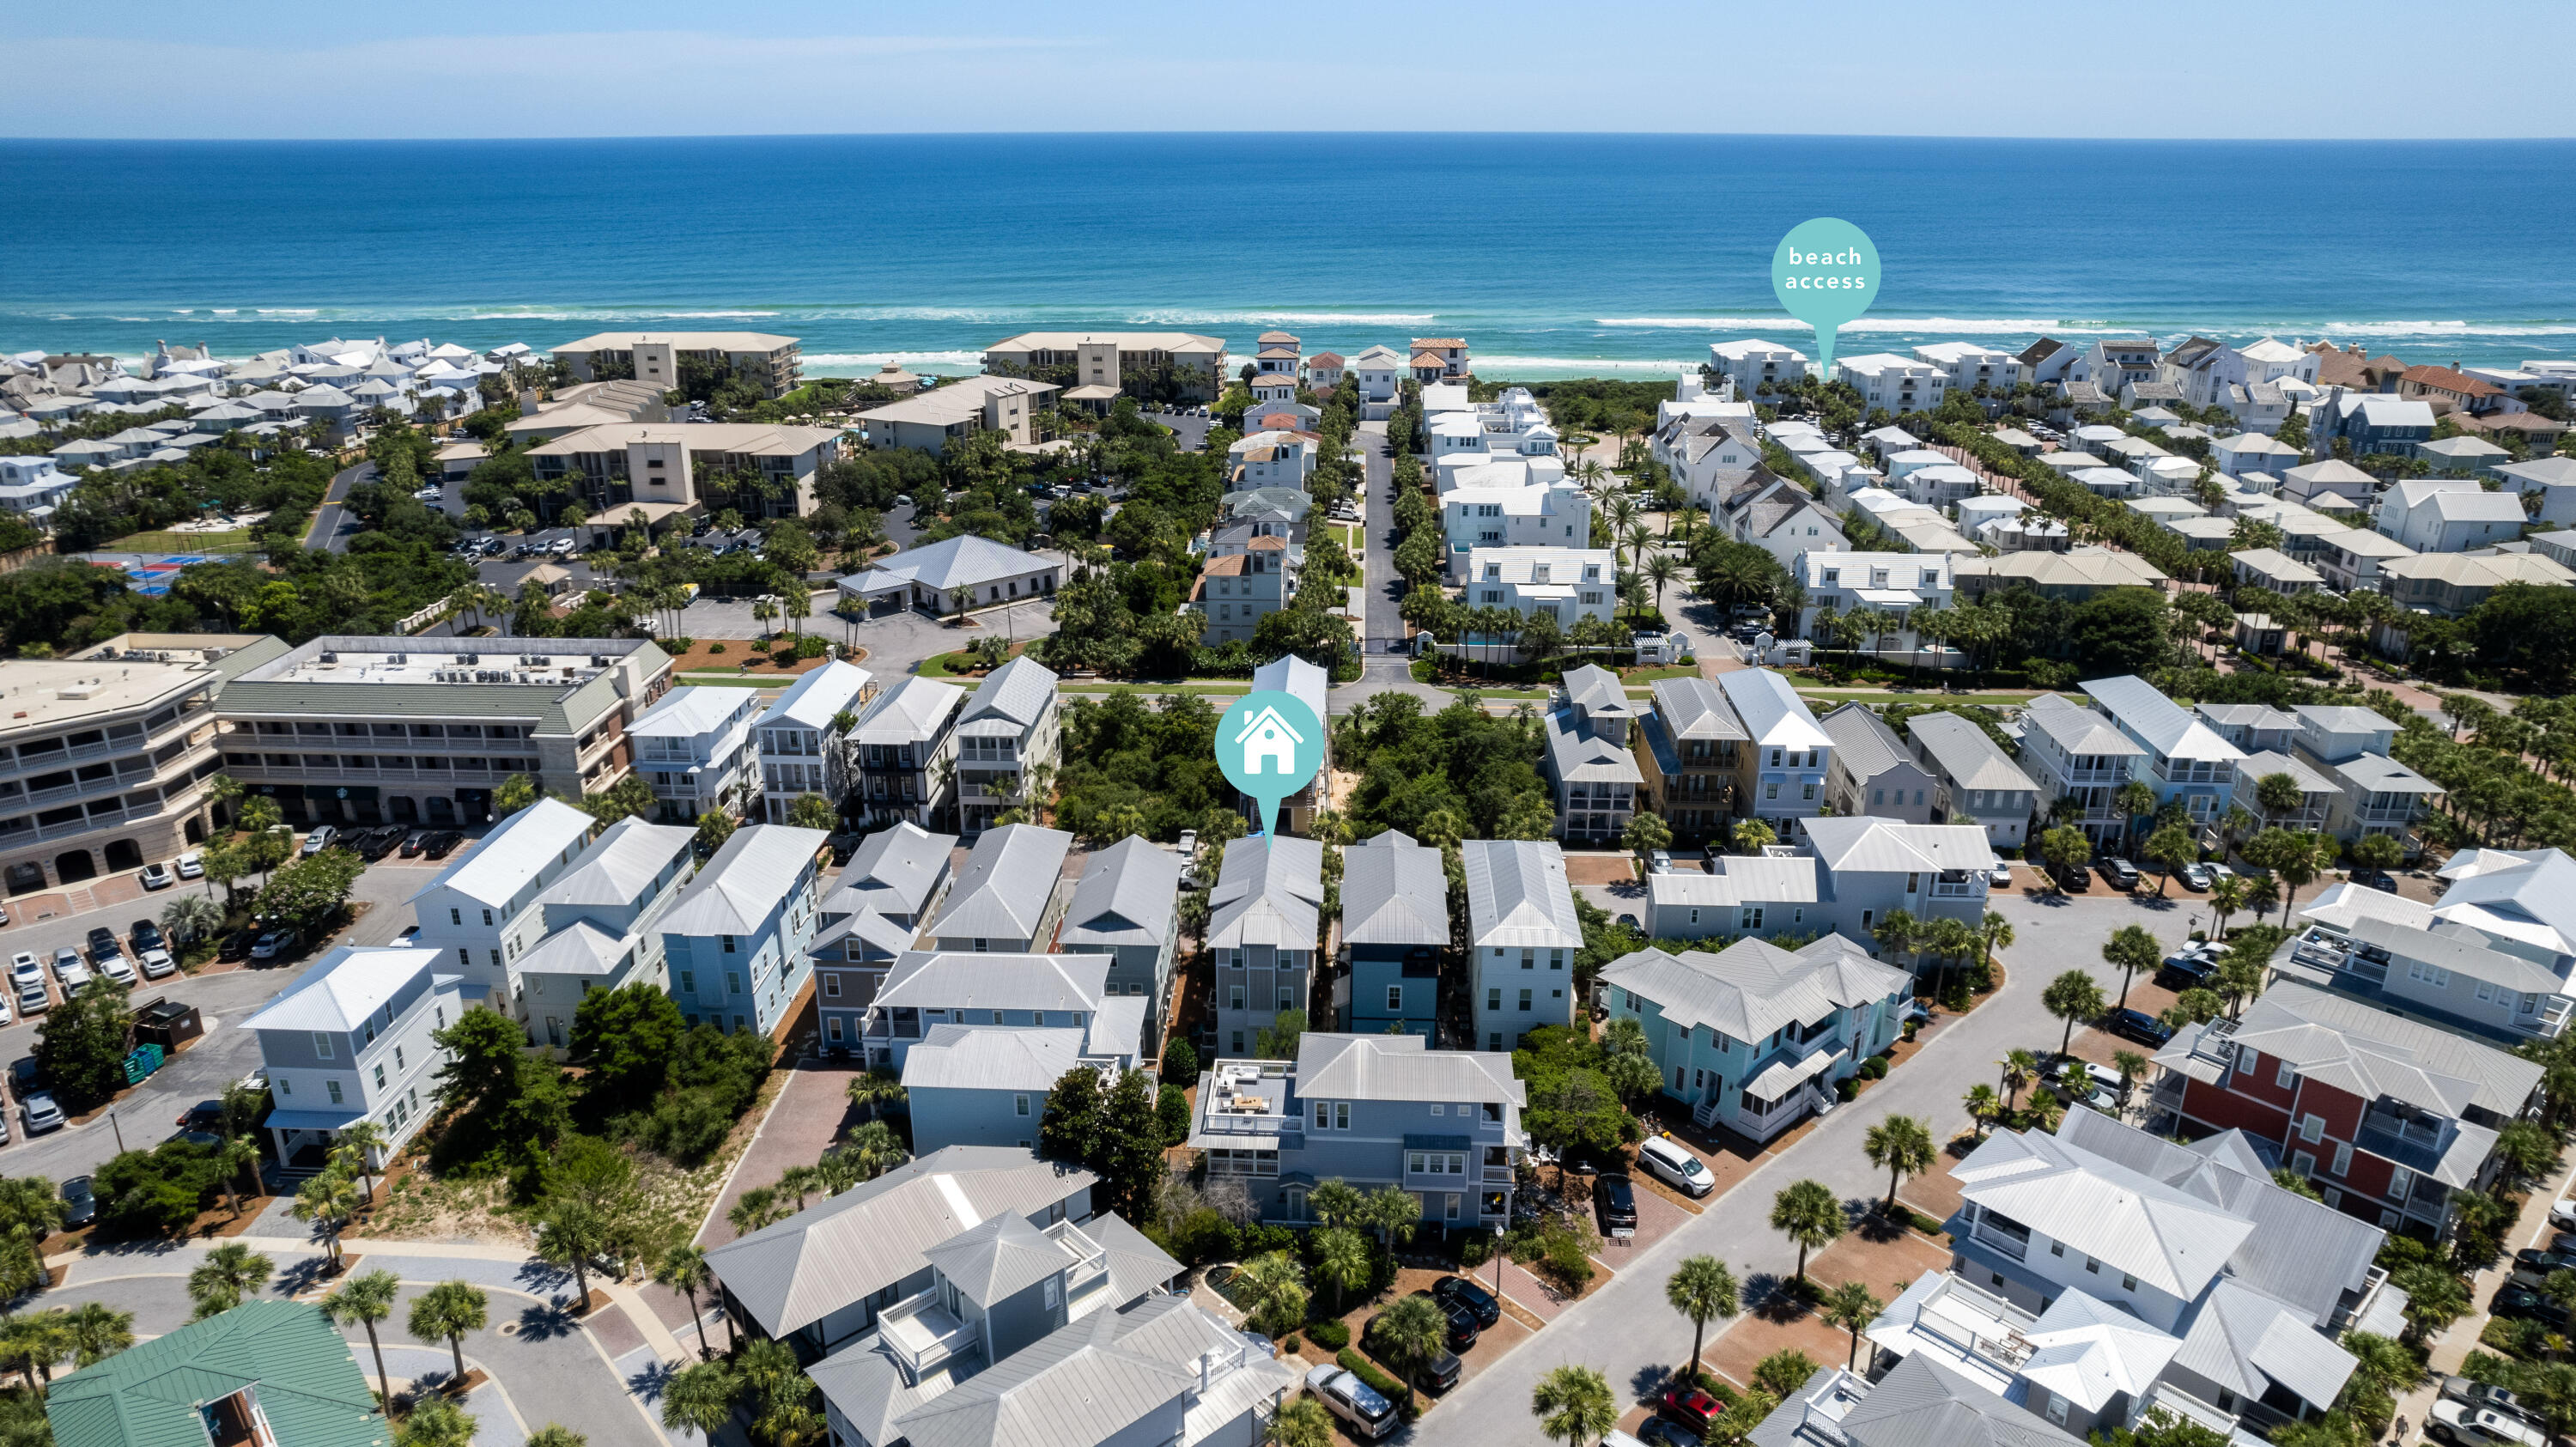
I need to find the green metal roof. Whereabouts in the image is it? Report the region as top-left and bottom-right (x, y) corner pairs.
(47, 1301), (389, 1447)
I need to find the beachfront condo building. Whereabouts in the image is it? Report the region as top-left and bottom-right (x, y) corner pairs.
(854, 374), (1059, 456)
(549, 331), (804, 398)
(1708, 338), (1809, 395)
(981, 331), (1230, 402)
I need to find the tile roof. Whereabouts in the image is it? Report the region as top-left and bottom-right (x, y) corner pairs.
(1461, 840), (1581, 948)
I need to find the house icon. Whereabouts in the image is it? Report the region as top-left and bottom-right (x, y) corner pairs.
(1232, 705), (1304, 776)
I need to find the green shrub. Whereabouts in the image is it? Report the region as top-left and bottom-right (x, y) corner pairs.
(94, 1140), (222, 1237)
(1859, 1055), (1889, 1080)
(1162, 1038), (1199, 1080)
(709, 642), (726, 654)
(1157, 1084), (1192, 1146)
(1456, 1228), (1495, 1268)
(1835, 1078), (1859, 1103)
(1306, 1318), (1351, 1351)
(1166, 1209), (1236, 1265)
(634, 1093), (732, 1164)
(1339, 1348), (1410, 1404)
(1281, 1335), (1300, 1355)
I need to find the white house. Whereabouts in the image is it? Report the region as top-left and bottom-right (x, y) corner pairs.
(1461, 546), (1619, 627)
(2378, 478), (2527, 553)
(1836, 354), (1947, 414)
(1797, 551), (1959, 669)
(1709, 338), (1809, 397)
(2495, 456), (2576, 527)
(1912, 342), (2024, 393)
(839, 535), (1061, 617)
(1225, 429), (1319, 489)
(246, 945), (463, 1172)
(1465, 839), (1583, 1054)
(758, 660), (873, 824)
(1722, 669), (1833, 825)
(629, 684), (768, 823)
(1441, 469), (1591, 565)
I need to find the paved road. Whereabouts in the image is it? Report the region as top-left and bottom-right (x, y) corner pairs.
(308, 461), (373, 553)
(1410, 886), (2193, 1445)
(1358, 421), (1400, 650)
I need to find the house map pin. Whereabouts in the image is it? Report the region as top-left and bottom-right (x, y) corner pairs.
(1216, 690), (1325, 840)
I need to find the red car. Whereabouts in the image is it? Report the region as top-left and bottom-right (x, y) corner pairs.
(1660, 1383), (1724, 1434)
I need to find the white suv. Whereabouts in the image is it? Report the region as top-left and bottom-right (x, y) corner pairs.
(1636, 1135), (1714, 1198)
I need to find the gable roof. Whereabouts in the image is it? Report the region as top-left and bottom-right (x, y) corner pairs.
(1840, 1354), (2087, 1447)
(1461, 839), (1581, 948)
(890, 1294), (1264, 1447)
(1651, 675), (1748, 742)
(1340, 830), (1450, 947)
(852, 534), (1053, 593)
(1818, 703), (1915, 782)
(1057, 836), (1182, 951)
(46, 1301), (388, 1447)
(927, 824), (1074, 941)
(1904, 713), (2032, 793)
(660, 825), (828, 938)
(957, 656), (1058, 736)
(2081, 675), (2247, 764)
(827, 821), (959, 921)
(2172, 1277), (2356, 1410)
(1294, 1032), (1522, 1104)
(410, 796), (592, 908)
(1798, 817), (1997, 874)
(854, 675), (967, 745)
(706, 1146), (1098, 1336)
(1718, 669), (1832, 750)
(902, 1024), (1086, 1093)
(240, 946), (445, 1034)
(1601, 934), (1907, 1044)
(1207, 834), (1324, 950)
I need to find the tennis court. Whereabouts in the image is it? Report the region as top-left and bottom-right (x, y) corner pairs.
(96, 553), (211, 595)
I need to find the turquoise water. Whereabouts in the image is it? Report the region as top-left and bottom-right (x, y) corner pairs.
(6, 133), (2574, 378)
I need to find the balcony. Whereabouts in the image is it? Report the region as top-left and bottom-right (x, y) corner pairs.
(2356, 1109), (2451, 1178)
(1970, 1214), (2031, 1262)
(1047, 1219), (1110, 1304)
(878, 1290), (975, 1381)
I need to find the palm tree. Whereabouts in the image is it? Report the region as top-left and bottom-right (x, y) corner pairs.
(2111, 1050), (2150, 1103)
(1312, 1228), (1371, 1316)
(845, 1069), (907, 1121)
(775, 1164), (823, 1212)
(218, 1134), (262, 1217)
(187, 1243), (274, 1319)
(60, 1302), (133, 1369)
(660, 1361), (742, 1444)
(2100, 924), (2159, 1007)
(1978, 909), (2014, 970)
(1862, 1116), (1936, 1212)
(1231, 1251), (1309, 1336)
(1997, 1049), (2040, 1111)
(535, 1197), (609, 1310)
(294, 1168), (362, 1270)
(841, 1120), (910, 1182)
(1769, 1179), (1845, 1285)
(408, 1280), (489, 1388)
(2209, 874), (2248, 939)
(526, 1428), (587, 1447)
(1820, 1281), (1885, 1370)
(655, 1245), (717, 1359)
(2, 1311), (70, 1399)
(1371, 1292), (1449, 1413)
(321, 1269), (401, 1414)
(2042, 970), (2107, 1059)
(1643, 554), (1681, 619)
(1531, 1364), (1618, 1447)
(1270, 1399), (1334, 1447)
(1963, 1084), (2002, 1139)
(1308, 1178), (1364, 1230)
(1665, 1255), (1739, 1383)
(728, 1186), (782, 1237)
(1360, 1184), (1421, 1250)
(751, 597), (779, 640)
(403, 1395), (477, 1447)
(331, 1120), (390, 1205)
(781, 586), (812, 643)
(161, 892), (222, 945)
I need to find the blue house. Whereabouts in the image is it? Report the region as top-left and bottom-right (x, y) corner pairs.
(1335, 830), (1448, 1037)
(661, 824), (830, 1037)
(2312, 388), (2435, 460)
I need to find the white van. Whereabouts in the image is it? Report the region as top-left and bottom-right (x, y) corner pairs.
(1637, 1135), (1715, 1198)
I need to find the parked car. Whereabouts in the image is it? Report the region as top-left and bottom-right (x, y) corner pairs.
(8, 952), (40, 991)
(58, 1176), (94, 1228)
(1636, 1135), (1715, 1198)
(131, 919), (163, 952)
(53, 951), (91, 991)
(20, 1091), (64, 1135)
(1646, 850), (1673, 875)
(2051, 862), (2092, 892)
(15, 980), (46, 1016)
(1410, 1287), (1479, 1350)
(2178, 861), (2213, 891)
(2430, 1399), (2550, 1447)
(2106, 1007), (2173, 1048)
(2098, 858), (2141, 891)
(301, 824), (337, 856)
(399, 830), (428, 857)
(174, 851), (204, 879)
(1304, 1365), (1398, 1440)
(2352, 868), (2399, 893)
(1365, 1307), (1462, 1391)
(424, 830), (463, 859)
(9, 1057), (37, 1093)
(1430, 1274), (1502, 1328)
(217, 928), (258, 962)
(137, 947), (177, 981)
(140, 862), (173, 891)
(1594, 1171), (1639, 1233)
(85, 926), (120, 962)
(249, 928), (300, 961)
(2550, 1193), (2576, 1232)
(2442, 1377), (2540, 1426)
(2159, 944), (2220, 988)
(1659, 1383), (1726, 1434)
(2490, 1286), (2573, 1328)
(99, 951), (136, 986)
(1990, 862), (2016, 889)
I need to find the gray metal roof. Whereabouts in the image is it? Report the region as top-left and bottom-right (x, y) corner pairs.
(921, 1213), (1071, 1309)
(2234, 750), (2337, 798)
(410, 797), (593, 909)
(894, 1294), (1273, 1447)
(1650, 675), (1749, 742)
(877, 951), (1109, 1016)
(1293, 1032), (1522, 1105)
(1818, 702), (1915, 784)
(1339, 830), (1449, 948)
(1207, 835), (1324, 951)
(1461, 840), (1582, 949)
(1250, 654), (1328, 733)
(1562, 664), (1636, 720)
(846, 534), (1054, 593)
(827, 822), (959, 921)
(705, 1146), (1097, 1337)
(1799, 817), (1996, 874)
(900, 1024), (1085, 1093)
(2021, 695), (2145, 758)
(1904, 712), (2033, 794)
(1057, 836), (1182, 952)
(1838, 1355), (2087, 1447)
(659, 824), (828, 939)
(1601, 934), (1907, 1045)
(2347, 915), (2563, 994)
(2333, 752), (2442, 796)
(536, 816), (693, 907)
(2082, 674), (2246, 764)
(957, 656), (1059, 738)
(1952, 1122), (2254, 1299)
(927, 824), (1073, 942)
(854, 675), (967, 745)
(1543, 701), (1644, 787)
(2172, 1278), (2356, 1410)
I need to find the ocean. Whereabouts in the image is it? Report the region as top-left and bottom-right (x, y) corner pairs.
(7, 132), (2576, 379)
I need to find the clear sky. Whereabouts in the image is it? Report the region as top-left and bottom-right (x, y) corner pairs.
(12, 0), (2575, 141)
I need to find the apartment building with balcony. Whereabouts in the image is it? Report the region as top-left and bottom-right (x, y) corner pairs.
(1335, 830), (1449, 1039)
(1601, 933), (1908, 1140)
(1904, 713), (2038, 850)
(1188, 1033), (1525, 1229)
(662, 824), (830, 1039)
(922, 824), (1073, 956)
(1634, 676), (1746, 845)
(1835, 354), (1947, 413)
(2081, 675), (2245, 834)
(513, 814), (698, 1050)
(2232, 751), (2337, 834)
(1913, 341), (2026, 393)
(551, 330), (803, 398)
(849, 676), (963, 829)
(0, 632), (283, 892)
(982, 331), (1230, 401)
(2149, 979), (2540, 1238)
(1056, 835), (1185, 1049)
(815, 822), (957, 1056)
(629, 684), (767, 822)
(1208, 834), (1324, 1057)
(1721, 669), (1834, 827)
(1918, 1107), (2398, 1443)
(1709, 338), (1809, 396)
(856, 375), (1061, 457)
(950, 657), (1060, 837)
(526, 421), (846, 522)
(245, 944), (463, 1172)
(756, 660), (872, 825)
(1542, 665), (1642, 846)
(1464, 839), (1582, 1054)
(213, 636), (671, 829)
(2278, 847), (2576, 1045)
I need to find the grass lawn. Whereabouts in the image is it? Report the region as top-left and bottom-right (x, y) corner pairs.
(676, 673), (800, 688)
(1795, 687), (2053, 704)
(104, 529), (253, 554)
(1059, 681), (1254, 696)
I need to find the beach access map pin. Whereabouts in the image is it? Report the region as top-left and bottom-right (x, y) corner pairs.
(1771, 217), (1880, 376)
(1217, 689), (1325, 839)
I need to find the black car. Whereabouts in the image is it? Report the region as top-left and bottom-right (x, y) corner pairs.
(399, 830), (428, 857)
(423, 830), (463, 859)
(2051, 862), (2092, 892)
(1431, 1274), (1502, 1329)
(217, 928), (258, 962)
(176, 1099), (225, 1133)
(1595, 1171), (1639, 1233)
(2514, 1247), (2576, 1280)
(2098, 859), (2142, 891)
(9, 1057), (38, 1092)
(2493, 1286), (2573, 1327)
(1364, 1309), (1462, 1392)
(2107, 1007), (2174, 1048)
(130, 919), (163, 952)
(1411, 1288), (1480, 1351)
(58, 1176), (94, 1229)
(84, 926), (122, 963)
(2352, 868), (2399, 893)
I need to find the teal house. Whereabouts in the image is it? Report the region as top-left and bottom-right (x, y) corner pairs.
(46, 1300), (387, 1447)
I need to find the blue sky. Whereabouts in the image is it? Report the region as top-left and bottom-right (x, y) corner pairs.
(10, 0), (2575, 140)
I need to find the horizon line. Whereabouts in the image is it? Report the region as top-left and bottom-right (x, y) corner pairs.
(8, 129), (2576, 145)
